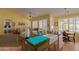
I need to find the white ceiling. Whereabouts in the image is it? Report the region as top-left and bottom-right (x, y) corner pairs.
(16, 8), (79, 17)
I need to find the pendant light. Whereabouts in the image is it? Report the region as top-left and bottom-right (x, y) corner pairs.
(29, 11), (32, 20)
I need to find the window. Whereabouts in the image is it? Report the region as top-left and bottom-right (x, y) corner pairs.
(62, 19), (68, 31)
(32, 19), (48, 33)
(59, 17), (76, 32)
(76, 17), (79, 32)
(38, 19), (47, 33)
(42, 19), (47, 31)
(39, 20), (43, 29)
(59, 19), (63, 31)
(32, 21), (38, 29)
(69, 18), (75, 32)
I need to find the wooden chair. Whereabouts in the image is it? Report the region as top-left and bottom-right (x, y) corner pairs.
(68, 32), (75, 43)
(63, 31), (70, 42)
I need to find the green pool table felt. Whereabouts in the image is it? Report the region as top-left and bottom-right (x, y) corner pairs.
(27, 36), (49, 46)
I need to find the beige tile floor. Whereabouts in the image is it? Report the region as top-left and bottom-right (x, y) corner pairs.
(0, 46), (22, 51)
(0, 33), (79, 51)
(62, 42), (75, 51)
(62, 36), (79, 51)
(0, 33), (21, 51)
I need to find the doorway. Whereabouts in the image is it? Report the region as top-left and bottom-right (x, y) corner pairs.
(4, 19), (12, 33)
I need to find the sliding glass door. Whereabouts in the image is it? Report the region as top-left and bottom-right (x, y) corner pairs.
(59, 16), (79, 32)
(76, 17), (79, 32)
(59, 19), (68, 31)
(69, 17), (75, 32)
(62, 19), (69, 31)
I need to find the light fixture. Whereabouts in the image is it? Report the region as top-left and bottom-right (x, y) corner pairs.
(29, 11), (32, 19)
(64, 8), (70, 18)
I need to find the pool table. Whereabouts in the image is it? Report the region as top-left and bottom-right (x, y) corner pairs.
(22, 36), (49, 51)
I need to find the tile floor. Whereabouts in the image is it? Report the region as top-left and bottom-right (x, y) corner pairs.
(0, 33), (79, 51)
(62, 36), (79, 51)
(0, 33), (21, 51)
(0, 46), (21, 51)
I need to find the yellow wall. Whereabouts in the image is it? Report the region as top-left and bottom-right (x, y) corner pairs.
(0, 9), (30, 35)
